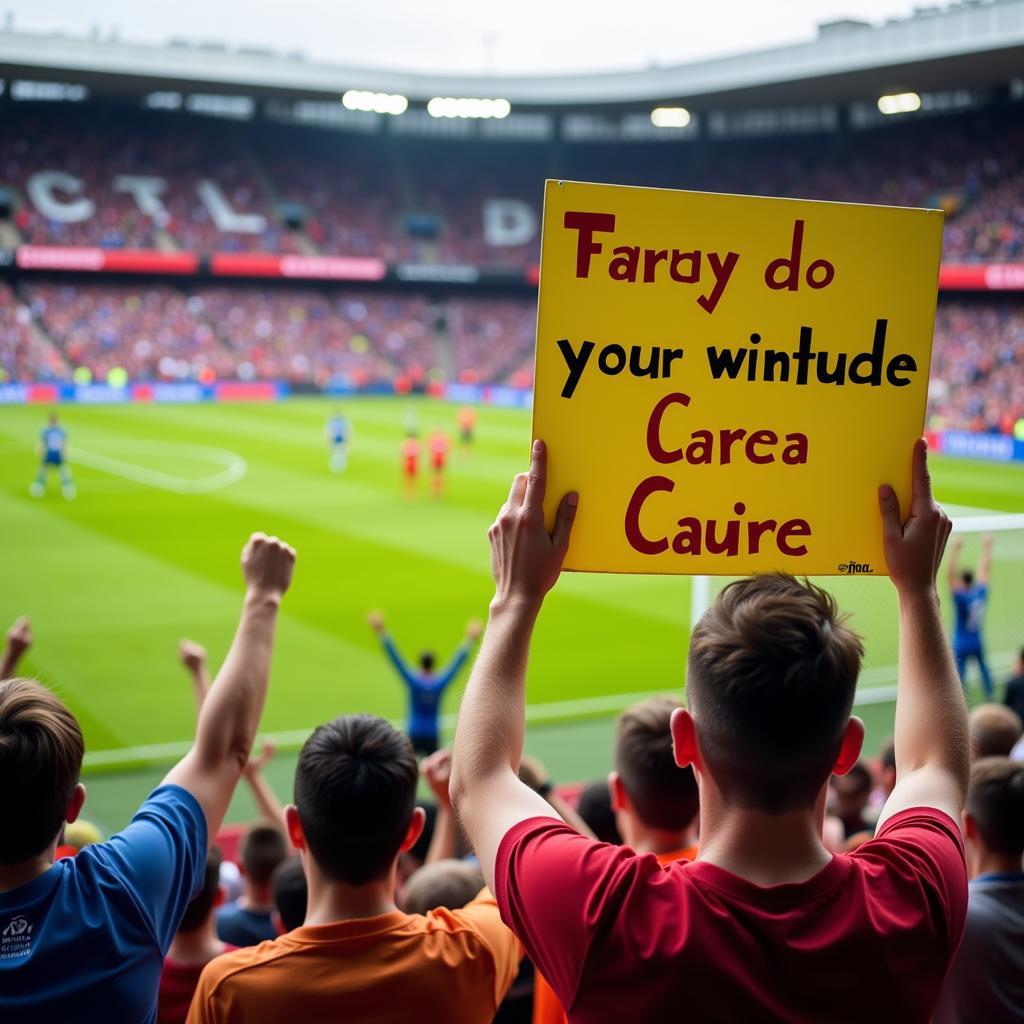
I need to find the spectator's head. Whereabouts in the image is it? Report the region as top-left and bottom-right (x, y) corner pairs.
(418, 652), (436, 674)
(402, 859), (484, 915)
(969, 704), (1023, 759)
(832, 761), (873, 824)
(961, 569), (975, 587)
(0, 679), (86, 865)
(240, 823), (288, 893)
(576, 779), (623, 845)
(676, 574), (864, 814)
(271, 857), (307, 933)
(878, 739), (897, 798)
(178, 846), (224, 934)
(48, 411), (58, 426)
(288, 714), (424, 887)
(963, 758), (1024, 876)
(611, 697), (699, 843)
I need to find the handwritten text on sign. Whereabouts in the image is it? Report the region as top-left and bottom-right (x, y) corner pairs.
(531, 181), (943, 575)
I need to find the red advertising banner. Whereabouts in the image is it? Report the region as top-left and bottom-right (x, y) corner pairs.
(16, 246), (199, 274)
(937, 263), (1024, 291)
(209, 253), (387, 280)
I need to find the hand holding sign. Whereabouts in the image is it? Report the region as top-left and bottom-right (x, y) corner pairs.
(488, 440), (578, 610)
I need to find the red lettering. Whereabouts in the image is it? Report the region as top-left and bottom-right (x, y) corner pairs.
(563, 211), (616, 278)
(624, 476), (674, 555)
(777, 519), (812, 556)
(647, 392), (691, 464)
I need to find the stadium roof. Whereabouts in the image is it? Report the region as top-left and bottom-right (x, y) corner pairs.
(0, 0), (1022, 108)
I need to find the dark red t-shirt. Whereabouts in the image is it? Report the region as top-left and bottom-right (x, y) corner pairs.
(158, 946), (237, 1024)
(496, 808), (967, 1024)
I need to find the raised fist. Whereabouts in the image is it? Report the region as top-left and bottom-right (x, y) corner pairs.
(241, 533), (296, 600)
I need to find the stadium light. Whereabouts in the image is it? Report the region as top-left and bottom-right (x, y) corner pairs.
(341, 90), (408, 116)
(650, 106), (691, 128)
(877, 92), (921, 115)
(426, 97), (511, 119)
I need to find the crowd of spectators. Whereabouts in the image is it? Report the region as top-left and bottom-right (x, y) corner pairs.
(1, 105), (1021, 263)
(2, 279), (1022, 434)
(2, 441), (1024, 1022)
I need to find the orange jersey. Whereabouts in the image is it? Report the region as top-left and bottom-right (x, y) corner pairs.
(188, 891), (520, 1024)
(531, 846), (697, 1024)
(458, 407), (477, 430)
(402, 437), (421, 474)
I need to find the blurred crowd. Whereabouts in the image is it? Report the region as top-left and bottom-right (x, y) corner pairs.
(1, 281), (1021, 435)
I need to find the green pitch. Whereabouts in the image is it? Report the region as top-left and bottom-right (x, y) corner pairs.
(0, 398), (1021, 831)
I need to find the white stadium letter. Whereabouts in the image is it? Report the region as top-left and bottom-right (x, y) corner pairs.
(113, 175), (170, 219)
(27, 171), (95, 223)
(483, 198), (537, 247)
(196, 179), (267, 234)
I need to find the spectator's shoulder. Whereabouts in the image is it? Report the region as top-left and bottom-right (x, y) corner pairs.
(196, 939), (291, 997)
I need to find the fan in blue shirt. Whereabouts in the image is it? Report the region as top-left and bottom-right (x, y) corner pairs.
(948, 532), (994, 699)
(368, 611), (482, 755)
(30, 412), (75, 500)
(0, 531), (296, 1023)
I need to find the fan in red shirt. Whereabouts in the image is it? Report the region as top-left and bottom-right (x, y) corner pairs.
(450, 438), (969, 1024)
(429, 427), (451, 498)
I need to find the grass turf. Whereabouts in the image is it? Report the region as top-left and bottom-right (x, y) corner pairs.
(0, 396), (1022, 831)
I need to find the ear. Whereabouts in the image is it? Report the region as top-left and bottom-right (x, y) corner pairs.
(963, 811), (979, 841)
(608, 772), (629, 813)
(285, 805), (306, 851)
(66, 783), (86, 825)
(830, 717), (866, 776)
(399, 806), (426, 854)
(671, 707), (700, 770)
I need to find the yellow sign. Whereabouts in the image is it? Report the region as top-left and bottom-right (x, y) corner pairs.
(532, 180), (943, 576)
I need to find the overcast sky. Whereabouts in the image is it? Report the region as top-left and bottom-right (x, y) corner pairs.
(15, 1), (922, 75)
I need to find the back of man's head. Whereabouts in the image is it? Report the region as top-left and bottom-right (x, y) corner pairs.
(969, 704), (1023, 759)
(241, 823), (288, 887)
(402, 859), (484, 916)
(615, 697), (698, 831)
(961, 570), (975, 587)
(271, 857), (307, 933)
(687, 574), (863, 814)
(0, 679), (85, 863)
(418, 652), (436, 674)
(966, 758), (1024, 858)
(294, 714), (418, 885)
(178, 846), (223, 933)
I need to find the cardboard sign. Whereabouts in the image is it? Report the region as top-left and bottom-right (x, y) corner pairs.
(531, 180), (943, 575)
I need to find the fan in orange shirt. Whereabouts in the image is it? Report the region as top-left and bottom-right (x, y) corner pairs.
(458, 406), (477, 451)
(188, 715), (519, 1024)
(401, 433), (421, 499)
(533, 697), (699, 1024)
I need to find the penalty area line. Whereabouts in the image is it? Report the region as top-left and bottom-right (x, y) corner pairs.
(72, 442), (247, 495)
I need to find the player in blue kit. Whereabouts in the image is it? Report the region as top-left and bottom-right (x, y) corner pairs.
(368, 610), (482, 755)
(30, 412), (75, 500)
(948, 533), (994, 698)
(325, 408), (351, 473)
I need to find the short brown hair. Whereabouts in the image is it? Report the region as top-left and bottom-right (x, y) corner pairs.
(294, 714), (418, 885)
(687, 574), (863, 814)
(178, 845), (223, 932)
(402, 859), (484, 915)
(969, 705), (1023, 759)
(615, 697), (698, 831)
(241, 823), (288, 886)
(0, 678), (85, 863)
(967, 758), (1024, 856)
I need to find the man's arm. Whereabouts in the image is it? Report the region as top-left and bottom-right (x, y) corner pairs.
(876, 439), (969, 830)
(1, 616), (32, 679)
(977, 533), (993, 587)
(450, 440), (578, 891)
(164, 533), (295, 841)
(947, 535), (962, 594)
(368, 611), (418, 687)
(434, 621), (482, 689)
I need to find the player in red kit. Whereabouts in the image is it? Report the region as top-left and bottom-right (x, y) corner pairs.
(430, 427), (451, 498)
(401, 433), (421, 499)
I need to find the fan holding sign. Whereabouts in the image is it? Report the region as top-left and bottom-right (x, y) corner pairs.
(531, 180), (944, 575)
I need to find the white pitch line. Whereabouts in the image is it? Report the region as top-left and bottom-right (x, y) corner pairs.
(72, 442), (247, 495)
(82, 651), (1015, 769)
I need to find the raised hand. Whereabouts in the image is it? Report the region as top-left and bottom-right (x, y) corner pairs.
(466, 619), (483, 642)
(878, 438), (952, 596)
(367, 610), (386, 634)
(2, 616), (33, 677)
(421, 748), (454, 809)
(244, 739), (276, 777)
(488, 439), (578, 610)
(242, 533), (296, 600)
(178, 639), (207, 674)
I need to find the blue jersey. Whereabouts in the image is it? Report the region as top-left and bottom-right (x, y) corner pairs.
(953, 584), (988, 650)
(40, 426), (66, 463)
(327, 416), (348, 445)
(381, 636), (471, 739)
(0, 785), (206, 1023)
